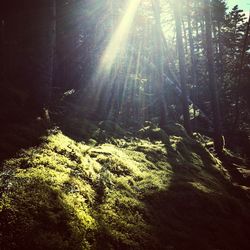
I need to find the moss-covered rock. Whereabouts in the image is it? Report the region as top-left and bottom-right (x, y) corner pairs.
(0, 128), (250, 250)
(163, 122), (189, 138)
(138, 121), (171, 147)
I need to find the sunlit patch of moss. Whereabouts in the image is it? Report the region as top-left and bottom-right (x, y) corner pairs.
(0, 132), (99, 249)
(0, 131), (175, 249)
(15, 166), (69, 184)
(96, 185), (154, 249)
(1, 127), (250, 250)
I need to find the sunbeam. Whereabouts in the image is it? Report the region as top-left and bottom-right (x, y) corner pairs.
(96, 0), (141, 77)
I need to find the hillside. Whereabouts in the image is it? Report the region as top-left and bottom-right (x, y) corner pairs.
(1, 122), (250, 250)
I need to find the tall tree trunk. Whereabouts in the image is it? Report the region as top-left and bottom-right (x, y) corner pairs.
(0, 19), (6, 81)
(217, 21), (224, 84)
(49, 0), (57, 107)
(200, 10), (206, 56)
(203, 0), (223, 154)
(195, 19), (200, 53)
(187, 0), (198, 127)
(152, 0), (168, 127)
(173, 0), (192, 135)
(182, 18), (188, 54)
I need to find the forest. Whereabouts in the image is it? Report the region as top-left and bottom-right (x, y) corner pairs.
(0, 0), (250, 249)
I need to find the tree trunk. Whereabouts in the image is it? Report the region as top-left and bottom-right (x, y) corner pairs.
(217, 21), (224, 84)
(152, 0), (168, 127)
(182, 18), (188, 54)
(203, 0), (223, 154)
(49, 0), (57, 107)
(173, 0), (192, 135)
(0, 19), (6, 81)
(187, 0), (198, 127)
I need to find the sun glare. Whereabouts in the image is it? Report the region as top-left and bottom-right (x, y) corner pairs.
(97, 0), (141, 77)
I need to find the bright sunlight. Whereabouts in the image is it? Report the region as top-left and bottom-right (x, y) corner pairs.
(97, 0), (141, 77)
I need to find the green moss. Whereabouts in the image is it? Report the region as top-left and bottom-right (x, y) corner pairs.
(138, 121), (171, 146)
(163, 122), (189, 137)
(1, 127), (250, 250)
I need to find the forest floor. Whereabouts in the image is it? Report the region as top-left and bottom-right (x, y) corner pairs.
(0, 119), (250, 250)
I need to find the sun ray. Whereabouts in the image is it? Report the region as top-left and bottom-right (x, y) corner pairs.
(96, 0), (141, 78)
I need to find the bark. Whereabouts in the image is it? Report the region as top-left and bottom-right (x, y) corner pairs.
(0, 19), (6, 81)
(151, 0), (168, 127)
(187, 0), (198, 126)
(217, 21), (224, 84)
(49, 0), (57, 107)
(203, 0), (223, 154)
(173, 1), (192, 135)
(182, 18), (188, 54)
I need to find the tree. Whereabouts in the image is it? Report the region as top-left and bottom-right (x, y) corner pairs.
(0, 19), (6, 82)
(151, 0), (168, 127)
(187, 0), (198, 125)
(203, 0), (223, 154)
(233, 13), (250, 130)
(211, 0), (226, 83)
(173, 0), (192, 135)
(49, 0), (57, 107)
(218, 5), (249, 130)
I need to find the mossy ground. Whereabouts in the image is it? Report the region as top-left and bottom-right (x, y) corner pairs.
(0, 124), (250, 250)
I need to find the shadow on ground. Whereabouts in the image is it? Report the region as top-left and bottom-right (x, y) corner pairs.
(143, 164), (250, 250)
